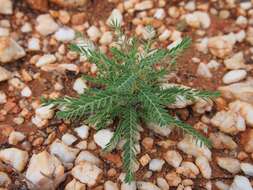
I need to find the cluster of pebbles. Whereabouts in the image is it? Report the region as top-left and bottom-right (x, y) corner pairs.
(1, 0), (253, 189)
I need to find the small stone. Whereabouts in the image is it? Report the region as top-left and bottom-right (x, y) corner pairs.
(75, 141), (87, 150)
(139, 154), (151, 167)
(142, 137), (153, 150)
(8, 131), (25, 145)
(74, 125), (89, 139)
(0, 0), (12, 15)
(35, 104), (54, 120)
(28, 37), (40, 51)
(164, 150), (182, 168)
(21, 86), (32, 97)
(50, 139), (80, 163)
(135, 1), (153, 11)
(224, 52), (250, 70)
(195, 156), (211, 179)
(0, 148), (28, 172)
(207, 60), (220, 70)
(159, 29), (171, 41)
(136, 181), (160, 190)
(156, 177), (169, 190)
(216, 157), (240, 174)
(0, 66), (11, 82)
(240, 163), (253, 176)
(0, 27), (9, 37)
(54, 27), (75, 42)
(20, 22), (32, 33)
(50, 0), (88, 8)
(93, 129), (113, 149)
(75, 150), (101, 166)
(197, 63), (212, 78)
(178, 135), (211, 160)
(236, 16), (248, 27)
(104, 180), (119, 190)
(99, 31), (113, 45)
(211, 110), (245, 134)
(65, 179), (86, 190)
(62, 133), (77, 145)
(73, 78), (87, 94)
(242, 129), (253, 153)
(87, 26), (101, 41)
(25, 151), (65, 189)
(147, 122), (171, 136)
(185, 11), (210, 29)
(222, 70), (247, 84)
(208, 35), (234, 58)
(58, 10), (70, 24)
(230, 175), (253, 190)
(35, 14), (59, 36)
(0, 91), (6, 104)
(165, 172), (181, 187)
(209, 132), (237, 150)
(154, 8), (166, 20)
(149, 159), (165, 172)
(36, 54), (57, 67)
(176, 161), (200, 178)
(0, 171), (11, 187)
(0, 37), (25, 63)
(215, 181), (230, 190)
(71, 162), (102, 187)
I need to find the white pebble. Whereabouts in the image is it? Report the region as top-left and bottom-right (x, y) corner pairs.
(73, 78), (87, 94)
(0, 91), (7, 104)
(36, 54), (56, 67)
(94, 129), (113, 149)
(87, 26), (101, 41)
(20, 22), (32, 33)
(62, 133), (77, 146)
(149, 159), (165, 172)
(0, 27), (9, 37)
(74, 125), (89, 139)
(99, 31), (113, 45)
(222, 69), (247, 84)
(159, 29), (171, 41)
(54, 27), (75, 42)
(240, 163), (253, 176)
(154, 8), (166, 20)
(28, 38), (40, 51)
(21, 86), (32, 97)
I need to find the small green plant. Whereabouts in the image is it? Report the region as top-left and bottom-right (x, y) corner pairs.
(43, 22), (219, 183)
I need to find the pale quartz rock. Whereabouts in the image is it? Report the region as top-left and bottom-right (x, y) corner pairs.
(0, 148), (28, 172)
(75, 151), (101, 166)
(35, 14), (59, 36)
(218, 78), (253, 104)
(224, 52), (251, 70)
(73, 78), (87, 94)
(216, 157), (240, 174)
(136, 181), (161, 190)
(0, 171), (11, 187)
(0, 66), (11, 82)
(0, 27), (9, 37)
(158, 29), (171, 41)
(62, 133), (77, 145)
(193, 99), (213, 114)
(240, 163), (253, 176)
(65, 179), (86, 190)
(74, 124), (89, 139)
(146, 122), (172, 137)
(28, 37), (40, 51)
(8, 78), (25, 89)
(230, 175), (253, 190)
(176, 161), (200, 178)
(8, 131), (25, 145)
(222, 70), (247, 84)
(35, 104), (54, 120)
(154, 8), (166, 20)
(87, 26), (101, 41)
(75, 141), (87, 150)
(209, 132), (237, 150)
(104, 180), (119, 190)
(32, 115), (48, 128)
(185, 1), (196, 11)
(210, 110), (245, 134)
(164, 150), (182, 168)
(207, 60), (220, 70)
(54, 27), (75, 42)
(215, 181), (230, 190)
(235, 30), (246, 42)
(25, 151), (65, 190)
(229, 100), (253, 127)
(236, 16), (248, 26)
(148, 159), (165, 172)
(197, 63), (212, 78)
(99, 31), (113, 45)
(195, 37), (209, 54)
(0, 37), (25, 63)
(156, 177), (169, 190)
(0, 91), (6, 104)
(50, 139), (80, 163)
(94, 129), (113, 149)
(195, 156), (212, 179)
(36, 54), (57, 67)
(21, 86), (32, 97)
(134, 1), (153, 11)
(20, 22), (32, 33)
(71, 162), (102, 187)
(184, 11), (210, 29)
(177, 135), (212, 160)
(0, 0), (12, 15)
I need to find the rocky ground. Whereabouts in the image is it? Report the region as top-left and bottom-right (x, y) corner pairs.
(1, 0), (253, 189)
